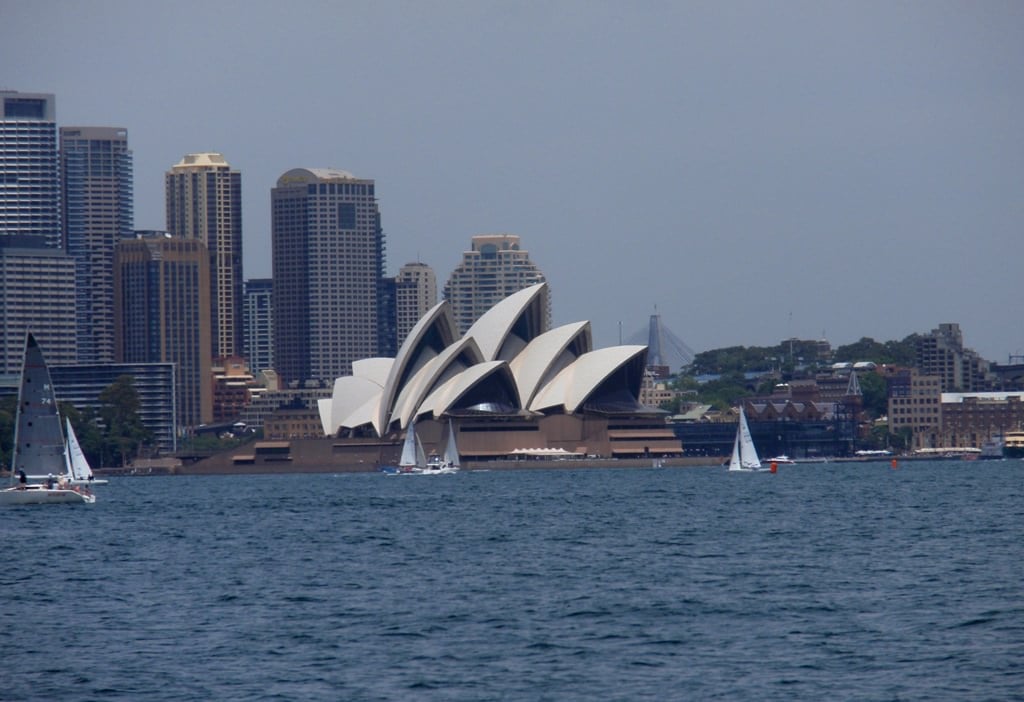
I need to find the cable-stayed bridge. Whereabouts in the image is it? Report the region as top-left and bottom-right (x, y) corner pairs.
(625, 313), (695, 373)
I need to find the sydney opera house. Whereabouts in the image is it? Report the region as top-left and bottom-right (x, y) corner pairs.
(317, 283), (682, 463)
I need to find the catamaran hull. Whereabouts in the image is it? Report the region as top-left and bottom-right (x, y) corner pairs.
(0, 487), (96, 505)
(25, 475), (108, 486)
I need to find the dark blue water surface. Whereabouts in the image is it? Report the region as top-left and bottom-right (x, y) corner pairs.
(3, 461), (1022, 701)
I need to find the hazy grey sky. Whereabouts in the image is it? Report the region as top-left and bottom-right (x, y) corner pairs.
(3, 1), (1022, 362)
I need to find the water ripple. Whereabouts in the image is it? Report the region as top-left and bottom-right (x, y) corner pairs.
(2, 461), (1022, 701)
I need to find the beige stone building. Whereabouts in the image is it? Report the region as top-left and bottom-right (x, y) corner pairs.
(888, 370), (942, 449)
(443, 234), (550, 334)
(395, 262), (437, 344)
(166, 152), (243, 360)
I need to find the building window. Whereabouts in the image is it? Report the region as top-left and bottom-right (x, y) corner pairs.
(337, 202), (356, 230)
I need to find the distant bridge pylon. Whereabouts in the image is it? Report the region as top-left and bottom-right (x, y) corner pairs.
(626, 313), (695, 372)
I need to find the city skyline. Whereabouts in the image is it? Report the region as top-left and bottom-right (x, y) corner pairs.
(3, 2), (1022, 362)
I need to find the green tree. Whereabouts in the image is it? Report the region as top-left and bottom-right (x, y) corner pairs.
(99, 375), (152, 466)
(858, 372), (889, 419)
(834, 335), (919, 366)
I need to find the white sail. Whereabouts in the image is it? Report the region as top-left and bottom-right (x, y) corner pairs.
(415, 432), (428, 469)
(728, 407), (763, 471)
(399, 419), (421, 469)
(728, 429), (742, 471)
(65, 417), (94, 481)
(443, 419), (460, 469)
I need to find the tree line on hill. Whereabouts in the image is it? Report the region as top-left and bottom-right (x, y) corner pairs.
(667, 334), (921, 419)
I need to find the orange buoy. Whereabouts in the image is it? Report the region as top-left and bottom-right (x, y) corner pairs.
(891, 457), (898, 469)
(770, 461), (778, 473)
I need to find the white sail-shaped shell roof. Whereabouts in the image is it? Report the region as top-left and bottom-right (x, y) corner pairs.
(530, 345), (648, 414)
(377, 300), (458, 436)
(340, 393), (387, 433)
(508, 321), (592, 409)
(317, 398), (333, 436)
(417, 361), (518, 419)
(390, 336), (485, 430)
(319, 282), (650, 439)
(463, 283), (548, 362)
(352, 358), (394, 387)
(323, 374), (386, 435)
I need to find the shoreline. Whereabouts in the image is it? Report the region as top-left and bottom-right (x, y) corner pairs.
(89, 450), (972, 478)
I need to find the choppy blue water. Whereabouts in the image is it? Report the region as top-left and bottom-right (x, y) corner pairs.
(3, 461), (1022, 701)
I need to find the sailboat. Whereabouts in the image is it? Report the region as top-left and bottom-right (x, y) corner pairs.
(65, 418), (107, 485)
(1, 333), (96, 505)
(425, 419), (461, 474)
(727, 406), (765, 472)
(442, 419), (461, 472)
(398, 418), (428, 474)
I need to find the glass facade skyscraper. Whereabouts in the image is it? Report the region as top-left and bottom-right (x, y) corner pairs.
(243, 278), (274, 376)
(0, 91), (60, 247)
(0, 236), (76, 374)
(61, 126), (133, 363)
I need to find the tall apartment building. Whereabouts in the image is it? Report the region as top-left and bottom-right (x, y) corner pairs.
(165, 153), (243, 359)
(271, 168), (385, 384)
(0, 236), (76, 374)
(61, 126), (133, 363)
(915, 323), (992, 393)
(243, 278), (274, 375)
(0, 91), (60, 247)
(395, 262), (438, 344)
(114, 232), (212, 429)
(444, 234), (550, 334)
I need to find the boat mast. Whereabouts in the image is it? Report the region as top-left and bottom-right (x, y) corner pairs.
(9, 333), (30, 485)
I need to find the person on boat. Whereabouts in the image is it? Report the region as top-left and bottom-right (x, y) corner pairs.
(18, 470), (27, 484)
(45, 474), (55, 489)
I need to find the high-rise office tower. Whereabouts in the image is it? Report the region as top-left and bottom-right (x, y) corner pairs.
(0, 236), (76, 373)
(165, 152), (243, 360)
(0, 91), (60, 247)
(271, 168), (384, 384)
(114, 232), (212, 428)
(444, 234), (550, 334)
(395, 262), (437, 344)
(243, 278), (274, 375)
(61, 126), (133, 363)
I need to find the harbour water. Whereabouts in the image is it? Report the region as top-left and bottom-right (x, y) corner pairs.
(3, 460), (1022, 700)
